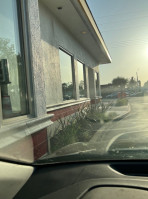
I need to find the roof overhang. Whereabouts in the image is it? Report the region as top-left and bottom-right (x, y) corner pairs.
(40, 0), (112, 65)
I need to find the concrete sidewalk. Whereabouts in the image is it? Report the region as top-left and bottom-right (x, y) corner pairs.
(107, 103), (131, 121)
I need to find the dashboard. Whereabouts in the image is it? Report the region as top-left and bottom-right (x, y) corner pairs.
(11, 161), (148, 199)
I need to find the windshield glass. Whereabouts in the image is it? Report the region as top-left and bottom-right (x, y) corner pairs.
(0, 0), (148, 165)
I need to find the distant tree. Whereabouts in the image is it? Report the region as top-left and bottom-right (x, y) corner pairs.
(67, 82), (73, 91)
(112, 77), (128, 89)
(144, 81), (148, 88)
(0, 38), (15, 59)
(79, 80), (84, 95)
(79, 80), (84, 90)
(128, 77), (137, 89)
(62, 82), (74, 99)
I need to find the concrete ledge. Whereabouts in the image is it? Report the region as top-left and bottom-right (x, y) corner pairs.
(47, 98), (90, 112)
(0, 114), (53, 148)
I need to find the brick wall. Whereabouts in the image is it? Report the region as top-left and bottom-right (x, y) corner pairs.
(32, 128), (48, 161)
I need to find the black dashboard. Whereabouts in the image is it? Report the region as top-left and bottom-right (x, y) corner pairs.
(14, 161), (148, 199)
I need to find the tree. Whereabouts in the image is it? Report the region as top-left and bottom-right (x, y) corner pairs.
(79, 80), (84, 95)
(144, 81), (148, 88)
(62, 82), (74, 100)
(112, 77), (128, 89)
(128, 77), (137, 90)
(0, 38), (15, 59)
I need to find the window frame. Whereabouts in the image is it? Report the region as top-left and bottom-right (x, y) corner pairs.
(20, 0), (35, 116)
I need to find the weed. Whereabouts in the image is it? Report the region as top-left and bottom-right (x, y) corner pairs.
(115, 98), (128, 106)
(50, 101), (115, 153)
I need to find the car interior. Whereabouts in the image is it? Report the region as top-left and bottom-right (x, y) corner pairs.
(1, 160), (148, 199)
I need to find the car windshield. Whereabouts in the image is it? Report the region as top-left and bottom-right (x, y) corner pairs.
(0, 0), (148, 165)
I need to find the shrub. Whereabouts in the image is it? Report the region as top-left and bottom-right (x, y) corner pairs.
(115, 98), (128, 106)
(50, 101), (116, 153)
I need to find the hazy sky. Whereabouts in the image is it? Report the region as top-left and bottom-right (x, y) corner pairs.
(87, 0), (148, 86)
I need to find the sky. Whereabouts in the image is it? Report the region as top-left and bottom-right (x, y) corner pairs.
(87, 0), (148, 86)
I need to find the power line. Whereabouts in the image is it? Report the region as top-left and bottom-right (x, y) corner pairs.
(97, 15), (148, 26)
(107, 38), (148, 45)
(108, 42), (148, 49)
(93, 8), (148, 19)
(100, 24), (148, 32)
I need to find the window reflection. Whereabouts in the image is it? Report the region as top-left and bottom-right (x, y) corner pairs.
(77, 61), (85, 98)
(59, 50), (74, 101)
(0, 0), (28, 119)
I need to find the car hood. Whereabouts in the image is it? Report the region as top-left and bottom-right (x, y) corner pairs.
(36, 131), (148, 164)
(107, 130), (148, 159)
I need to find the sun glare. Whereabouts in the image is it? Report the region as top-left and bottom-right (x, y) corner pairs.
(146, 48), (148, 56)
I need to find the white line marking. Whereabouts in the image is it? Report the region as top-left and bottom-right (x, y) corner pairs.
(127, 119), (148, 120)
(96, 125), (148, 132)
(125, 121), (148, 123)
(106, 129), (148, 152)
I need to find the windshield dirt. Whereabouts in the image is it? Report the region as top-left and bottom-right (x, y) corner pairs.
(0, 0), (148, 164)
(36, 0), (148, 164)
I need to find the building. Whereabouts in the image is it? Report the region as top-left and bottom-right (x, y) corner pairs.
(0, 0), (111, 163)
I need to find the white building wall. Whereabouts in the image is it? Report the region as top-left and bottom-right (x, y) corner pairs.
(39, 1), (100, 106)
(84, 66), (90, 98)
(88, 68), (96, 98)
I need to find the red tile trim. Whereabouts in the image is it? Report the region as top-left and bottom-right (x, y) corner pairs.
(47, 101), (90, 122)
(32, 128), (48, 160)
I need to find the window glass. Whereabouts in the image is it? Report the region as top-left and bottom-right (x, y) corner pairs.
(59, 49), (74, 100)
(77, 61), (85, 98)
(0, 0), (28, 119)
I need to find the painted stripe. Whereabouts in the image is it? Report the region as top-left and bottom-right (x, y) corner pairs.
(106, 129), (148, 152)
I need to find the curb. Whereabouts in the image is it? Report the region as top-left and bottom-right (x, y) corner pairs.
(113, 103), (131, 121)
(89, 103), (131, 143)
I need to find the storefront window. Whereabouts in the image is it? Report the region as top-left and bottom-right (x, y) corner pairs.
(59, 49), (74, 101)
(0, 0), (28, 119)
(77, 61), (85, 98)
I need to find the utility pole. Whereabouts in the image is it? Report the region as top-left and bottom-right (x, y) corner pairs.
(136, 71), (141, 91)
(136, 72), (138, 82)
